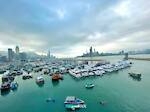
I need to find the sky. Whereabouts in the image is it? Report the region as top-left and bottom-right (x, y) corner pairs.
(0, 0), (150, 57)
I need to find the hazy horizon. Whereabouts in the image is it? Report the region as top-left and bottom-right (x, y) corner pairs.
(0, 0), (150, 57)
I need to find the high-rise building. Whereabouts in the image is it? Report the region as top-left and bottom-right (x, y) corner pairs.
(89, 46), (93, 57)
(47, 50), (50, 58)
(124, 53), (128, 60)
(15, 46), (19, 54)
(8, 48), (13, 61)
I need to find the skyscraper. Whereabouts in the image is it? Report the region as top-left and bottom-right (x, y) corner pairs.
(89, 46), (93, 57)
(8, 48), (13, 61)
(15, 46), (19, 54)
(47, 50), (50, 58)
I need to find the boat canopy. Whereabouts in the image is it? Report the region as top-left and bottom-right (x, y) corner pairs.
(66, 96), (75, 101)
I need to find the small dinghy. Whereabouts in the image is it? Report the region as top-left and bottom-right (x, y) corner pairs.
(100, 101), (107, 106)
(46, 98), (55, 102)
(85, 83), (95, 88)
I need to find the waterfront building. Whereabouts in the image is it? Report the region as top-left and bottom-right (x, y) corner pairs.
(124, 53), (128, 60)
(15, 46), (19, 54)
(47, 50), (50, 58)
(90, 46), (93, 57)
(80, 46), (100, 57)
(8, 48), (14, 62)
(15, 46), (20, 61)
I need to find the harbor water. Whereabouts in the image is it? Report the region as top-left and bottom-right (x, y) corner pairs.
(0, 55), (150, 112)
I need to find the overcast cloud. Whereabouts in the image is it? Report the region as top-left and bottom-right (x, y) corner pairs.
(0, 0), (150, 57)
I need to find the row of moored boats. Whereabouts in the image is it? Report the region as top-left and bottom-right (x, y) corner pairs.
(69, 60), (132, 78)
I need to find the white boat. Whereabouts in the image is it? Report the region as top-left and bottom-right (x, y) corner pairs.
(68, 60), (132, 78)
(64, 96), (86, 110)
(36, 76), (44, 83)
(85, 83), (95, 88)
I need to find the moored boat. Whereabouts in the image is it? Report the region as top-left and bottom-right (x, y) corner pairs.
(64, 96), (86, 110)
(36, 76), (44, 84)
(52, 73), (63, 81)
(2, 75), (15, 83)
(0, 82), (11, 91)
(22, 73), (33, 80)
(0, 70), (6, 74)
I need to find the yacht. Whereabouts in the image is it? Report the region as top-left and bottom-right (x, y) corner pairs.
(22, 73), (32, 80)
(36, 76), (44, 83)
(0, 82), (10, 91)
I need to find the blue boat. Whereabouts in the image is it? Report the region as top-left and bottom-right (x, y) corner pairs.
(10, 82), (18, 90)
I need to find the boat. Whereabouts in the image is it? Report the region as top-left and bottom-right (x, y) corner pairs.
(64, 96), (86, 110)
(52, 73), (63, 81)
(0, 82), (10, 91)
(16, 71), (23, 75)
(68, 60), (132, 78)
(129, 73), (141, 79)
(46, 97), (55, 102)
(10, 82), (18, 90)
(2, 75), (15, 83)
(100, 100), (107, 106)
(0, 70), (6, 74)
(22, 74), (33, 80)
(36, 76), (44, 83)
(85, 83), (95, 88)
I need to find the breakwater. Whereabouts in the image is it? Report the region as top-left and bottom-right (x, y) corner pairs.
(128, 57), (150, 61)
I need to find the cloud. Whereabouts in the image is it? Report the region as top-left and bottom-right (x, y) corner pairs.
(56, 8), (66, 19)
(0, 0), (150, 57)
(113, 0), (130, 17)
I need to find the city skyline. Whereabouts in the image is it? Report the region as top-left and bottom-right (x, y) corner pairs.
(0, 0), (150, 57)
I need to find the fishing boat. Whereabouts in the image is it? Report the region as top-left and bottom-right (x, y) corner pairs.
(64, 96), (86, 110)
(85, 83), (95, 88)
(52, 73), (63, 81)
(36, 76), (44, 83)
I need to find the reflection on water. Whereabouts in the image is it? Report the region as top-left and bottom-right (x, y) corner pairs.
(36, 83), (44, 88)
(1, 89), (10, 96)
(129, 76), (142, 81)
(12, 88), (18, 92)
(52, 80), (59, 86)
